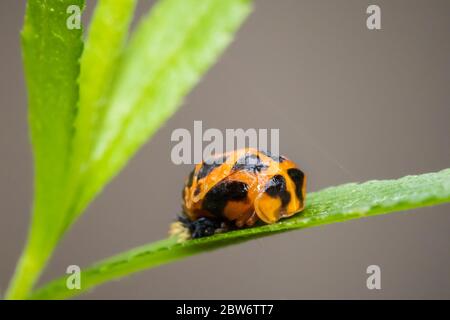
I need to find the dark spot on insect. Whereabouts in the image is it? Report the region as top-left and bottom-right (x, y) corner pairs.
(193, 185), (201, 196)
(197, 155), (228, 180)
(287, 168), (304, 202)
(186, 169), (195, 188)
(260, 150), (285, 163)
(265, 175), (291, 208)
(202, 180), (248, 217)
(177, 216), (220, 239)
(232, 153), (268, 173)
(189, 217), (223, 239)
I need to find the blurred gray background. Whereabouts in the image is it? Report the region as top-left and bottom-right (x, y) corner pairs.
(1, 0), (449, 299)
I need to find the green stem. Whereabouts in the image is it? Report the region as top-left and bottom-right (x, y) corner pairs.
(5, 219), (60, 299)
(5, 241), (47, 299)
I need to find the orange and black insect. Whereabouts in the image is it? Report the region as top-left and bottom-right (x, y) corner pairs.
(170, 148), (306, 240)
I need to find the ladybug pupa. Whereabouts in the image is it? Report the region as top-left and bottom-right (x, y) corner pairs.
(170, 148), (306, 240)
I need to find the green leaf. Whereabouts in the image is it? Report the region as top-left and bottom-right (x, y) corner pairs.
(61, 0), (137, 234)
(6, 0), (85, 300)
(64, 0), (253, 227)
(29, 168), (450, 299)
(6, 0), (252, 300)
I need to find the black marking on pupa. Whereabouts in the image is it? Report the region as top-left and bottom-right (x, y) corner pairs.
(287, 168), (304, 202)
(232, 153), (268, 173)
(202, 180), (249, 217)
(264, 174), (291, 208)
(197, 155), (228, 180)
